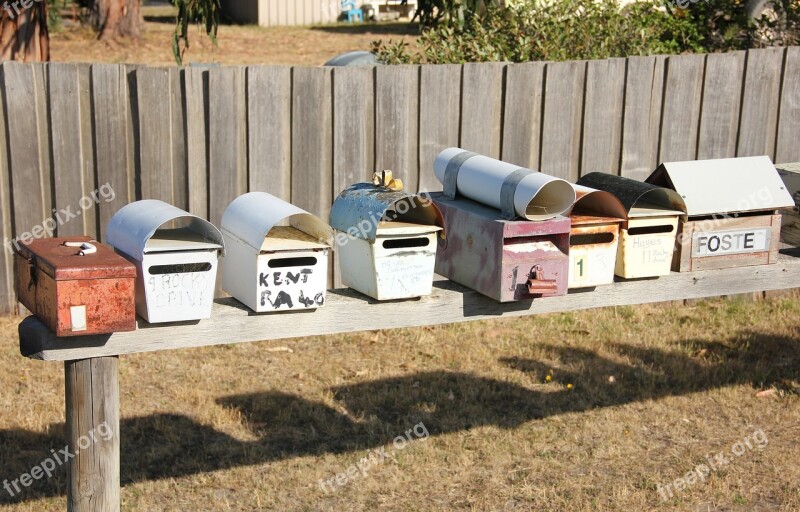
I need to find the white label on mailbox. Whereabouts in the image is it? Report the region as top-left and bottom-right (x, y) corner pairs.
(70, 305), (87, 331)
(692, 228), (771, 257)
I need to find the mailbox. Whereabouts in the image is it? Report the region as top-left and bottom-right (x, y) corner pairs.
(330, 175), (444, 300)
(429, 149), (575, 302)
(576, 173), (686, 279)
(776, 163), (800, 247)
(14, 236), (136, 336)
(221, 192), (333, 313)
(566, 185), (626, 289)
(106, 200), (225, 323)
(646, 156), (794, 272)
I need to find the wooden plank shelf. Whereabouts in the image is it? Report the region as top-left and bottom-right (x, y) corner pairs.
(19, 248), (800, 362)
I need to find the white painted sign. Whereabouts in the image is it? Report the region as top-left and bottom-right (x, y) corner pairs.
(692, 228), (771, 257)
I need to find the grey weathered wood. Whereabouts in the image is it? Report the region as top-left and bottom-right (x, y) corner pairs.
(738, 48), (784, 158)
(50, 63), (95, 237)
(20, 250), (800, 361)
(77, 64), (97, 239)
(0, 63), (11, 313)
(184, 66), (209, 219)
(247, 66), (292, 201)
(65, 357), (120, 512)
(621, 56), (666, 180)
(375, 65), (419, 192)
(697, 51), (745, 159)
(208, 66), (247, 228)
(91, 64), (134, 239)
(659, 54), (705, 163)
(292, 66), (333, 220)
(501, 62), (544, 169)
(419, 64), (461, 192)
(32, 63), (52, 218)
(170, 67), (187, 210)
(776, 47), (800, 164)
(136, 67), (174, 203)
(540, 60), (585, 180)
(460, 62), (505, 159)
(581, 58), (625, 175)
(1, 62), (50, 242)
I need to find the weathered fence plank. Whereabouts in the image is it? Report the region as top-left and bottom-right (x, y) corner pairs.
(501, 62), (544, 170)
(697, 51), (745, 159)
(581, 58), (625, 175)
(170, 68), (187, 210)
(0, 64), (11, 312)
(460, 62), (505, 159)
(375, 65), (419, 192)
(184, 66), (209, 219)
(247, 66), (292, 200)
(777, 47), (800, 164)
(419, 64), (461, 192)
(136, 67), (175, 203)
(540, 60), (585, 181)
(659, 54), (705, 163)
(621, 56), (665, 180)
(738, 48), (784, 158)
(332, 66), (374, 194)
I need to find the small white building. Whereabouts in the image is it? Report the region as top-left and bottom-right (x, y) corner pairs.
(220, 0), (416, 27)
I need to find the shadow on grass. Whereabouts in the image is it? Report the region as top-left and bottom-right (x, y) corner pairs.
(310, 21), (419, 36)
(1, 329), (798, 504)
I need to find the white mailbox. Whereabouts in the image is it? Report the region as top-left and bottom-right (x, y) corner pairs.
(330, 180), (444, 300)
(106, 200), (225, 324)
(220, 192), (333, 313)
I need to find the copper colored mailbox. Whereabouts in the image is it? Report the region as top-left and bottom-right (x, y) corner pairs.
(14, 236), (136, 336)
(646, 156), (793, 272)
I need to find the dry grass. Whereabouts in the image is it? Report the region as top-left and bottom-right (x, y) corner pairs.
(0, 297), (799, 511)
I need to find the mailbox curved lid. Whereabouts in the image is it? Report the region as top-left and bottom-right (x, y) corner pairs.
(576, 173), (686, 218)
(221, 192), (334, 252)
(106, 200), (225, 260)
(645, 156), (794, 216)
(330, 183), (445, 242)
(567, 184), (627, 219)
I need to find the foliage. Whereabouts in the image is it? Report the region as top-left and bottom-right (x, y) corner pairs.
(171, 0), (221, 65)
(373, 0), (800, 64)
(47, 0), (64, 32)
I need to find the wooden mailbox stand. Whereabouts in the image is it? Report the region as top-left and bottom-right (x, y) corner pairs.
(17, 247), (800, 511)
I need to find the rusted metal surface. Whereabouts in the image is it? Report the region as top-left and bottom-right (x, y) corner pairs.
(14, 236), (136, 336)
(568, 217), (621, 288)
(576, 172), (686, 216)
(431, 193), (569, 302)
(525, 265), (558, 294)
(330, 183), (445, 242)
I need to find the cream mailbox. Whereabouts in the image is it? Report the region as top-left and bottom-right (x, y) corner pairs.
(576, 173), (686, 279)
(330, 175), (444, 301)
(430, 148), (576, 302)
(106, 200), (225, 323)
(646, 156), (794, 272)
(221, 192), (333, 313)
(567, 185), (626, 289)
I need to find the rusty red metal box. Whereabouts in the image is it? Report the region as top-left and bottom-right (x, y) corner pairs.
(14, 236), (137, 336)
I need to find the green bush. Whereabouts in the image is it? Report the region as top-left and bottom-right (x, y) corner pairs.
(372, 0), (800, 64)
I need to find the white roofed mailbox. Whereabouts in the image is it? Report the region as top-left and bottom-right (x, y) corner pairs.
(646, 156), (794, 272)
(221, 192), (333, 313)
(576, 173), (686, 279)
(330, 178), (444, 301)
(106, 200), (225, 324)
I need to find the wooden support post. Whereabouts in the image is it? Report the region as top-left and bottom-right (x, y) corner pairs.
(64, 357), (120, 512)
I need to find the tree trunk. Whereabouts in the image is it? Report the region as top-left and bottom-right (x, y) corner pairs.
(0, 0), (50, 62)
(90, 0), (143, 40)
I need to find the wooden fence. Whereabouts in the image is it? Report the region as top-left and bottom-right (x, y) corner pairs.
(0, 47), (798, 314)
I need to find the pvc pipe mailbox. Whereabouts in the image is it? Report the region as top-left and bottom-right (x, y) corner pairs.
(330, 179), (444, 301)
(429, 149), (574, 302)
(647, 156), (794, 272)
(221, 192), (333, 313)
(576, 173), (686, 279)
(106, 200), (225, 324)
(566, 185), (627, 289)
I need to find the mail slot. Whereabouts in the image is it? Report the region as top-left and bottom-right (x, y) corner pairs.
(106, 200), (225, 323)
(221, 192), (333, 313)
(776, 163), (800, 246)
(330, 173), (444, 300)
(576, 173), (686, 279)
(14, 236), (136, 336)
(647, 156), (794, 272)
(430, 149), (575, 301)
(567, 185), (626, 289)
